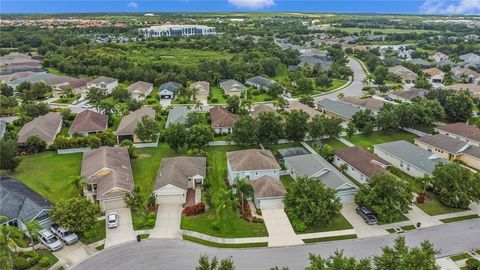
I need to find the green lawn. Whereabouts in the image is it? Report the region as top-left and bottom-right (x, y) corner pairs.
(181, 145), (268, 238)
(303, 234), (357, 244)
(295, 214), (353, 234)
(400, 225), (416, 231)
(29, 250), (59, 270)
(247, 93), (274, 103)
(440, 214), (480, 223)
(377, 214), (409, 225)
(280, 175), (295, 190)
(79, 220), (106, 245)
(8, 151), (82, 203)
(415, 193), (470, 216)
(183, 235), (268, 248)
(450, 253), (472, 261)
(344, 131), (417, 151)
(209, 87), (227, 104)
(307, 138), (348, 153)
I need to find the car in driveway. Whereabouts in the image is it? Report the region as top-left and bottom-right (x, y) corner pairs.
(356, 206), (378, 225)
(39, 229), (63, 251)
(50, 224), (78, 245)
(107, 212), (119, 228)
(82, 104), (93, 109)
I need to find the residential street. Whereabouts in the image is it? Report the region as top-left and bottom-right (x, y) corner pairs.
(73, 219), (480, 270)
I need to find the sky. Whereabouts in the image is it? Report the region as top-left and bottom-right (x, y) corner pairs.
(1, 0), (480, 14)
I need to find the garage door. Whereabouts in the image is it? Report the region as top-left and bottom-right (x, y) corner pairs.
(156, 194), (184, 204)
(338, 191), (356, 203)
(258, 198), (284, 210)
(102, 198), (127, 211)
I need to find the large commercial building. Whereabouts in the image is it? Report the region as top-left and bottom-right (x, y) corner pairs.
(138, 25), (216, 38)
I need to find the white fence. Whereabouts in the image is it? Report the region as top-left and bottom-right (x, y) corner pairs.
(57, 147), (90, 154)
(132, 141), (159, 148)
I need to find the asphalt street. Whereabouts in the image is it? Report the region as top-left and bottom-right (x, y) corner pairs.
(73, 219), (480, 270)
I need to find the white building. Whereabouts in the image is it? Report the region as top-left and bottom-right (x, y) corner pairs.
(138, 25), (216, 38)
(86, 76), (118, 94)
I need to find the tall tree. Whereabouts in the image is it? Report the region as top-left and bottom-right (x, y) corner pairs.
(377, 106), (399, 133)
(0, 140), (21, 171)
(323, 117), (343, 138)
(135, 115), (159, 142)
(309, 115), (326, 141)
(233, 178), (254, 214)
(231, 116), (258, 146)
(196, 255), (235, 270)
(257, 112), (285, 147)
(165, 123), (187, 152)
(0, 225), (23, 267)
(124, 187), (145, 215)
(352, 109), (376, 135)
(285, 110), (310, 142)
(25, 220), (41, 251)
(306, 251), (372, 270)
(226, 95), (241, 114)
(444, 91), (473, 122)
(187, 124), (214, 150)
(50, 197), (99, 232)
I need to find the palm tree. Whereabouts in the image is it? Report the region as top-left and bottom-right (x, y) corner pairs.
(233, 179), (254, 214)
(273, 98), (288, 111)
(241, 99), (253, 111)
(69, 175), (86, 196)
(213, 187), (235, 222)
(190, 87), (199, 101)
(0, 225), (23, 267)
(194, 100), (203, 112)
(25, 221), (41, 251)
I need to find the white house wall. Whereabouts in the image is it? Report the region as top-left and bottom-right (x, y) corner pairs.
(333, 155), (369, 184)
(374, 147), (428, 178)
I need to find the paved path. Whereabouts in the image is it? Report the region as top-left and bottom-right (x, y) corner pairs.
(338, 137), (355, 147)
(261, 209), (303, 247)
(104, 208), (136, 248)
(53, 242), (94, 269)
(72, 219), (480, 270)
(149, 203), (182, 239)
(182, 230), (269, 244)
(433, 210), (478, 221)
(299, 229), (356, 240)
(341, 203), (389, 238)
(404, 204), (443, 228)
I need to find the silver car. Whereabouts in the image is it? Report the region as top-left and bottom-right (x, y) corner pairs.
(39, 229), (63, 251)
(107, 212), (119, 228)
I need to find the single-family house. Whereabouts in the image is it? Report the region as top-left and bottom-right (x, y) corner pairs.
(0, 175), (53, 230)
(423, 68), (445, 84)
(408, 58), (432, 68)
(86, 76), (118, 94)
(159, 81), (182, 99)
(415, 134), (480, 170)
(446, 83), (480, 92)
(81, 147), (134, 211)
(451, 67), (480, 84)
(220, 79), (246, 97)
(17, 112), (62, 148)
(227, 149), (281, 185)
(459, 53), (480, 69)
(339, 97), (386, 112)
(245, 76), (276, 91)
(388, 88), (427, 103)
(165, 106), (189, 128)
(373, 140), (448, 177)
(334, 147), (390, 184)
(69, 110), (108, 136)
(250, 104), (275, 119)
(388, 65), (418, 84)
(116, 107), (156, 143)
(430, 52), (448, 63)
(435, 123), (480, 147)
(44, 76), (91, 97)
(298, 55), (332, 70)
(190, 81), (210, 102)
(317, 98), (362, 121)
(286, 100), (320, 118)
(250, 176), (286, 209)
(127, 81), (153, 101)
(284, 154), (358, 202)
(153, 156), (206, 205)
(210, 106), (240, 134)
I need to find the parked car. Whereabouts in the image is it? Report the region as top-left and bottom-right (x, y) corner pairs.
(384, 96), (394, 101)
(82, 104), (92, 109)
(356, 206), (378, 225)
(107, 212), (119, 228)
(50, 224), (78, 245)
(39, 229), (63, 251)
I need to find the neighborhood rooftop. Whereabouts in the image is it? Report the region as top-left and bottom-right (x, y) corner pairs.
(335, 147), (390, 178)
(318, 98), (362, 120)
(435, 122), (480, 142)
(250, 175), (286, 198)
(416, 134), (480, 158)
(69, 110), (108, 134)
(227, 149), (280, 171)
(154, 156), (206, 190)
(116, 107), (155, 135)
(339, 97), (386, 111)
(17, 112), (62, 144)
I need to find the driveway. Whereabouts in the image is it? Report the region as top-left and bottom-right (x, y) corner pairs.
(104, 208), (136, 248)
(341, 203), (388, 238)
(261, 209), (303, 247)
(54, 242), (93, 269)
(405, 204), (442, 228)
(149, 204), (182, 239)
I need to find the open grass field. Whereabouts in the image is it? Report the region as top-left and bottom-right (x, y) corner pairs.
(8, 151), (82, 203)
(344, 130), (417, 151)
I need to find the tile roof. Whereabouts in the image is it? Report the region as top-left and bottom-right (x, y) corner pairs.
(389, 88), (427, 101)
(210, 106), (240, 128)
(227, 149), (280, 171)
(190, 81), (210, 94)
(250, 104), (275, 119)
(69, 110), (108, 134)
(335, 147), (390, 177)
(154, 156), (206, 191)
(127, 81), (153, 94)
(388, 65), (418, 81)
(423, 68), (444, 77)
(435, 122), (480, 142)
(17, 112), (62, 144)
(116, 107), (155, 135)
(286, 100), (320, 118)
(250, 176), (286, 198)
(220, 79), (246, 93)
(88, 76), (117, 84)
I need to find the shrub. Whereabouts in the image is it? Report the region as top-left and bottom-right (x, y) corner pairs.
(416, 194), (426, 204)
(255, 209), (262, 216)
(182, 203), (206, 216)
(210, 97), (218, 103)
(39, 256), (52, 267)
(241, 202), (253, 222)
(465, 258), (480, 270)
(13, 257), (31, 270)
(23, 251), (40, 265)
(211, 221), (220, 231)
(83, 229), (97, 239)
(147, 212), (156, 220)
(291, 219), (306, 232)
(144, 219), (156, 228)
(252, 217), (264, 223)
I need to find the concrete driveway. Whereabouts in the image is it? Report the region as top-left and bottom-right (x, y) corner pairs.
(261, 209), (303, 247)
(149, 204), (182, 239)
(104, 208), (136, 248)
(54, 242), (93, 269)
(341, 203), (388, 238)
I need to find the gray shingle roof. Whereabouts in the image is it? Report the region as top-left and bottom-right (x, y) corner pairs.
(159, 81), (182, 93)
(220, 79), (246, 93)
(374, 140), (448, 175)
(408, 58), (432, 67)
(284, 154), (357, 191)
(154, 156), (206, 190)
(246, 76), (276, 87)
(0, 174), (51, 222)
(165, 106), (189, 128)
(317, 98), (362, 120)
(298, 55), (332, 70)
(416, 134), (480, 159)
(389, 88), (427, 101)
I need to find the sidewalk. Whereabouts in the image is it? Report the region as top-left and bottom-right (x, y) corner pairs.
(299, 229), (356, 240)
(404, 204), (442, 228)
(433, 209), (478, 221)
(182, 230), (269, 244)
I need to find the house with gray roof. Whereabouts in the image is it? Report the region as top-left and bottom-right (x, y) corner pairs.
(165, 106), (189, 128)
(388, 88), (427, 103)
(153, 156), (206, 205)
(7, 72), (58, 89)
(276, 147), (309, 160)
(17, 112), (63, 148)
(408, 58), (432, 68)
(298, 55), (332, 70)
(245, 76), (276, 91)
(451, 67), (480, 84)
(116, 107), (156, 143)
(284, 154), (358, 202)
(373, 140), (448, 177)
(159, 81), (182, 99)
(220, 79), (246, 96)
(459, 53), (480, 69)
(317, 98), (362, 121)
(0, 174), (53, 231)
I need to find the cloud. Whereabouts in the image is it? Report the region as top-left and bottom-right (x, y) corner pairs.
(228, 0), (275, 9)
(421, 0), (480, 14)
(127, 1), (138, 8)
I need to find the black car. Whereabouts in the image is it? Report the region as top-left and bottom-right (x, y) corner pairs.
(384, 96), (394, 101)
(356, 206), (378, 225)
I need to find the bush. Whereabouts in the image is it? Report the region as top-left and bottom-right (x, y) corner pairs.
(23, 251), (39, 265)
(39, 256), (52, 267)
(182, 203), (206, 216)
(13, 257), (31, 270)
(144, 219), (156, 228)
(211, 221), (220, 231)
(210, 97), (219, 103)
(416, 194), (426, 204)
(147, 212), (156, 220)
(465, 258), (480, 270)
(255, 208), (262, 216)
(83, 229), (98, 239)
(291, 219), (306, 232)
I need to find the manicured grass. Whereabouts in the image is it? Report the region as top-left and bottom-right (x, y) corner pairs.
(138, 234), (150, 239)
(450, 253), (472, 261)
(29, 250), (59, 270)
(209, 87), (227, 104)
(295, 214), (353, 234)
(213, 135), (231, 141)
(377, 214), (409, 225)
(415, 194), (470, 216)
(247, 93), (274, 103)
(280, 175), (295, 190)
(440, 214), (480, 223)
(307, 138), (347, 154)
(401, 225), (416, 231)
(131, 211), (157, 231)
(386, 228), (396, 234)
(344, 131), (417, 151)
(95, 244), (105, 250)
(183, 235), (268, 248)
(303, 234), (357, 244)
(79, 220), (106, 245)
(8, 151), (82, 203)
